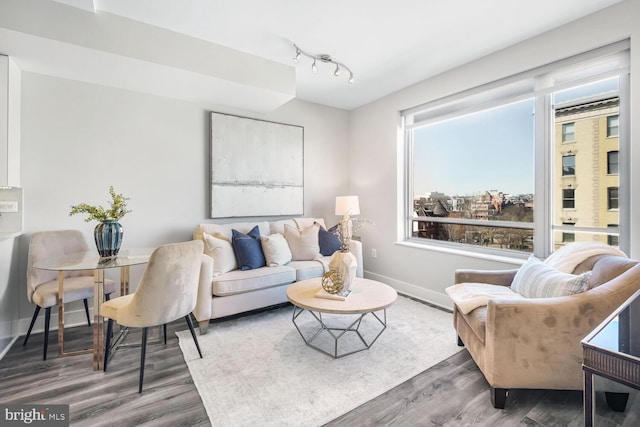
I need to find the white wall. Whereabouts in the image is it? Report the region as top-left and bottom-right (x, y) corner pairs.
(0, 237), (19, 357)
(350, 0), (640, 308)
(15, 72), (349, 332)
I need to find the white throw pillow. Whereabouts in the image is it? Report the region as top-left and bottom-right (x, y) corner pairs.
(284, 223), (321, 261)
(203, 233), (237, 276)
(511, 255), (591, 298)
(260, 234), (292, 266)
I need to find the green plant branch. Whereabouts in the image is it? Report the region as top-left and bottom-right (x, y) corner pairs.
(69, 186), (132, 222)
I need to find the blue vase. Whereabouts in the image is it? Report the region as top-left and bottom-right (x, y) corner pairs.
(94, 220), (123, 257)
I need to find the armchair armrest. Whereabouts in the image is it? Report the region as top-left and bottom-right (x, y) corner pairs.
(455, 269), (518, 286)
(192, 253), (213, 325)
(484, 274), (640, 389)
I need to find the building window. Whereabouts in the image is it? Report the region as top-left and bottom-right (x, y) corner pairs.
(607, 115), (619, 137)
(403, 42), (628, 257)
(608, 187), (619, 210)
(562, 123), (575, 142)
(562, 232), (575, 243)
(562, 189), (575, 209)
(607, 151), (619, 175)
(562, 155), (575, 176)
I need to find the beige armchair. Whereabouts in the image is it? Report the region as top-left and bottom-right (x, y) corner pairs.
(451, 253), (640, 408)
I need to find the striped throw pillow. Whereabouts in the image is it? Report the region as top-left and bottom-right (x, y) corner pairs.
(511, 255), (591, 298)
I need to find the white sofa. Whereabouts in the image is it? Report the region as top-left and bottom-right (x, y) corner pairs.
(192, 217), (363, 333)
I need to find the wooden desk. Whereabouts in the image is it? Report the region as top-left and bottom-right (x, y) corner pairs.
(582, 289), (640, 426)
(34, 248), (152, 370)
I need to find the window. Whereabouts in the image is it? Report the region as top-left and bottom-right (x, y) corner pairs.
(562, 232), (575, 243)
(562, 189), (575, 209)
(562, 155), (575, 176)
(403, 41), (629, 257)
(608, 234), (619, 247)
(608, 187), (619, 210)
(607, 151), (619, 175)
(562, 123), (575, 142)
(607, 115), (619, 137)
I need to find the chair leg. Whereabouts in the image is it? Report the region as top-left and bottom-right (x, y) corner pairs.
(163, 324), (167, 345)
(104, 319), (113, 372)
(490, 387), (508, 409)
(43, 307), (51, 361)
(185, 315), (203, 359)
(139, 327), (148, 393)
(104, 294), (113, 338)
(23, 306), (41, 346)
(83, 299), (91, 326)
(605, 391), (629, 412)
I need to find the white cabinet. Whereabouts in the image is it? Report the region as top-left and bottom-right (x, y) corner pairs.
(0, 55), (20, 187)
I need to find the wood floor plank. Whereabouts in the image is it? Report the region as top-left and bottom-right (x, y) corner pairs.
(2, 313), (638, 426)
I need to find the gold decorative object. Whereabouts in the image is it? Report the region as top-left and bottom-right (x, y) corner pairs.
(321, 270), (345, 294)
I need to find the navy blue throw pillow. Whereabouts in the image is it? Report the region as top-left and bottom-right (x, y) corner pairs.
(231, 226), (266, 270)
(317, 223), (341, 256)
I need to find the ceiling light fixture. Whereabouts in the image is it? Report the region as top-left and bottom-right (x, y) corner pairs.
(292, 43), (354, 84)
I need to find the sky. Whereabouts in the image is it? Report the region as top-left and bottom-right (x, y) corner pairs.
(412, 78), (618, 198)
(413, 98), (535, 197)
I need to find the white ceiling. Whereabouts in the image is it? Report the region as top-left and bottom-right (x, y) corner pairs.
(24, 0), (626, 110)
(89, 0), (622, 110)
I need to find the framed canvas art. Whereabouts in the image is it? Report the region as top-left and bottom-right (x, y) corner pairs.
(210, 112), (304, 218)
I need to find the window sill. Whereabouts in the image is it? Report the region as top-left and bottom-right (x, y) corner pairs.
(395, 240), (527, 266)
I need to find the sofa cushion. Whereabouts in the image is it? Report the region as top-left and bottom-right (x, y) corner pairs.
(288, 259), (328, 281)
(232, 226), (266, 271)
(284, 223), (321, 261)
(269, 218), (327, 235)
(318, 224), (340, 256)
(260, 233), (292, 266)
(295, 217), (326, 230)
(203, 233), (237, 276)
(511, 255), (591, 298)
(212, 265), (296, 296)
(194, 221), (270, 242)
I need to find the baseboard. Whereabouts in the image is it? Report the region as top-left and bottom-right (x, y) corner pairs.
(0, 335), (19, 362)
(16, 307), (96, 336)
(0, 308), (95, 362)
(363, 270), (454, 311)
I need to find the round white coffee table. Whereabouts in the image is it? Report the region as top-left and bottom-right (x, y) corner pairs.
(286, 277), (397, 358)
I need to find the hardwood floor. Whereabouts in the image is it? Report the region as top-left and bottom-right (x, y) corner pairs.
(1, 314), (638, 426)
(325, 350), (639, 427)
(0, 321), (210, 427)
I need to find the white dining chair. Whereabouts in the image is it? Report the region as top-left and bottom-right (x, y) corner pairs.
(100, 240), (205, 392)
(24, 230), (116, 360)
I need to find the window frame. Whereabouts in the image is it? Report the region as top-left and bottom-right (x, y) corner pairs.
(562, 154), (576, 176)
(607, 115), (619, 137)
(562, 188), (576, 209)
(608, 187), (619, 210)
(607, 150), (619, 175)
(562, 122), (575, 142)
(402, 41), (630, 258)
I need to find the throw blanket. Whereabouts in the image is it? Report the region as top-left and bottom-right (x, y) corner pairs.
(445, 283), (524, 314)
(543, 242), (626, 273)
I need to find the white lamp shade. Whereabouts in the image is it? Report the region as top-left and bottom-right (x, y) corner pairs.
(335, 196), (360, 215)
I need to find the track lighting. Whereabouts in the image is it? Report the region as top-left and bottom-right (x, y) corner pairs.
(292, 43), (354, 84)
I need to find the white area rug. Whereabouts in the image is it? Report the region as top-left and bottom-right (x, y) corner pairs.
(177, 296), (462, 427)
